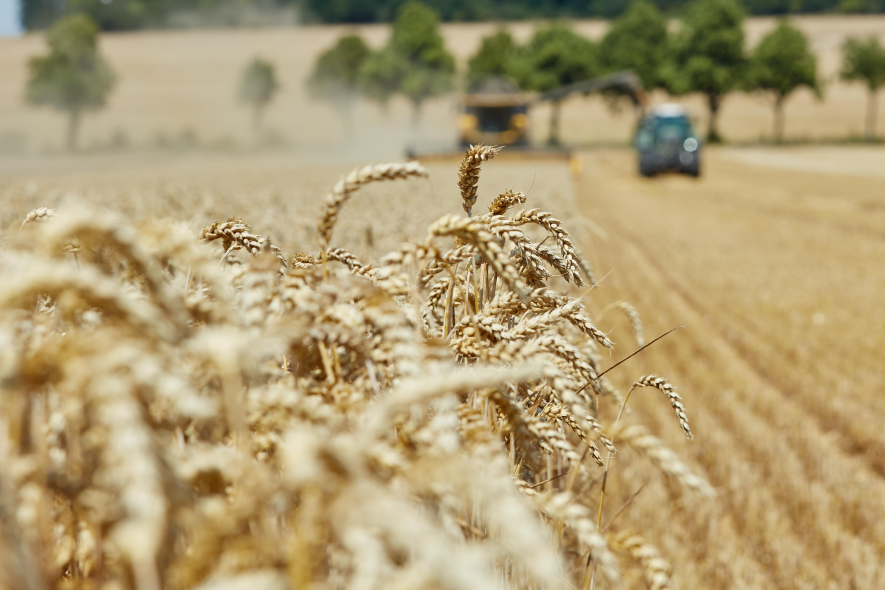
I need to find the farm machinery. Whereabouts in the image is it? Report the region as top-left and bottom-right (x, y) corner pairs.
(407, 70), (648, 164)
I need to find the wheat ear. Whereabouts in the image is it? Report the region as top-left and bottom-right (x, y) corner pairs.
(488, 190), (527, 216)
(628, 375), (693, 439)
(616, 533), (672, 590)
(21, 207), (55, 229)
(458, 145), (501, 215)
(317, 161), (427, 250)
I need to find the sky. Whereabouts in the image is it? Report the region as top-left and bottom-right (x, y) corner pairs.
(0, 0), (22, 37)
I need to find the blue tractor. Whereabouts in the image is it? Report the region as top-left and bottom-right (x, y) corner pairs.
(635, 104), (701, 177)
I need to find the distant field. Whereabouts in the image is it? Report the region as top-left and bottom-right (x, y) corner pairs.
(1, 16), (884, 153)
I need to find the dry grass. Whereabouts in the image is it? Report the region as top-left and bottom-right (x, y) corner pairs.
(0, 146), (709, 590)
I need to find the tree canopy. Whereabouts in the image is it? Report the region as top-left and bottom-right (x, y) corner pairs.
(358, 48), (408, 107)
(308, 35), (371, 98)
(466, 30), (517, 87)
(750, 21), (820, 99)
(841, 36), (885, 139)
(599, 0), (670, 90)
(508, 23), (599, 93)
(26, 13), (116, 150)
(506, 23), (598, 144)
(238, 57), (280, 133)
(663, 0), (746, 141)
(748, 20), (820, 140)
(841, 36), (885, 91)
(21, 0), (885, 31)
(308, 34), (370, 137)
(358, 1), (455, 117)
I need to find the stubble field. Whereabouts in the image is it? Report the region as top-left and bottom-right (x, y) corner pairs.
(1, 143), (883, 588)
(578, 145), (885, 588)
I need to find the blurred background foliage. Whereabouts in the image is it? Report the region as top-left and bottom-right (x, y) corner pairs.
(25, 13), (116, 150)
(19, 0), (885, 31)
(17, 0), (885, 146)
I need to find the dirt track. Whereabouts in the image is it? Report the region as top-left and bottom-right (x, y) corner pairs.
(580, 147), (885, 589)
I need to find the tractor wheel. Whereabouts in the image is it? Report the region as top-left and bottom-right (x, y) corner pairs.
(685, 154), (700, 178)
(639, 157), (656, 178)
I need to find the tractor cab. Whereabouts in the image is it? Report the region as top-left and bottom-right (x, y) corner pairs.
(635, 104), (701, 177)
(459, 78), (530, 148)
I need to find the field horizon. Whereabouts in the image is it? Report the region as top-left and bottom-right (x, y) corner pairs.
(1, 15), (885, 155)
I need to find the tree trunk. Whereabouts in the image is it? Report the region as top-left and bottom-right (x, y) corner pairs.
(774, 95), (785, 143)
(865, 88), (879, 142)
(707, 94), (721, 144)
(411, 100), (423, 132)
(66, 108), (81, 152)
(343, 95), (356, 139)
(548, 99), (561, 146)
(253, 104), (264, 142)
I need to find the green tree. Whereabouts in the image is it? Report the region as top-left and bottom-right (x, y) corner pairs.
(391, 0), (456, 123)
(466, 29), (517, 87)
(840, 36), (885, 140)
(599, 0), (669, 90)
(65, 0), (148, 31)
(509, 23), (598, 144)
(358, 47), (407, 111)
(749, 21), (821, 142)
(308, 35), (370, 136)
(26, 14), (116, 151)
(837, 0), (885, 13)
(238, 57), (280, 137)
(664, 0), (746, 142)
(359, 1), (454, 124)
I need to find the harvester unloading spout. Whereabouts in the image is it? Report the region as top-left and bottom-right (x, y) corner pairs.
(538, 70), (648, 111)
(406, 70), (647, 160)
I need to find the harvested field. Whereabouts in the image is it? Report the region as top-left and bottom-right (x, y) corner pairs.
(580, 146), (885, 588)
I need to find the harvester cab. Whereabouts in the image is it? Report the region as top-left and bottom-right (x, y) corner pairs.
(459, 77), (530, 148)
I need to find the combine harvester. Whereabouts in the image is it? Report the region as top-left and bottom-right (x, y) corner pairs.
(407, 70), (648, 172)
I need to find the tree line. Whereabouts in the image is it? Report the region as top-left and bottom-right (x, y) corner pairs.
(23, 0), (885, 149)
(303, 0), (885, 22)
(20, 0), (885, 31)
(309, 0), (885, 143)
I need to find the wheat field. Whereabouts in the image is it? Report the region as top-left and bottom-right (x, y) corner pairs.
(0, 142), (882, 589)
(1, 144), (722, 590)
